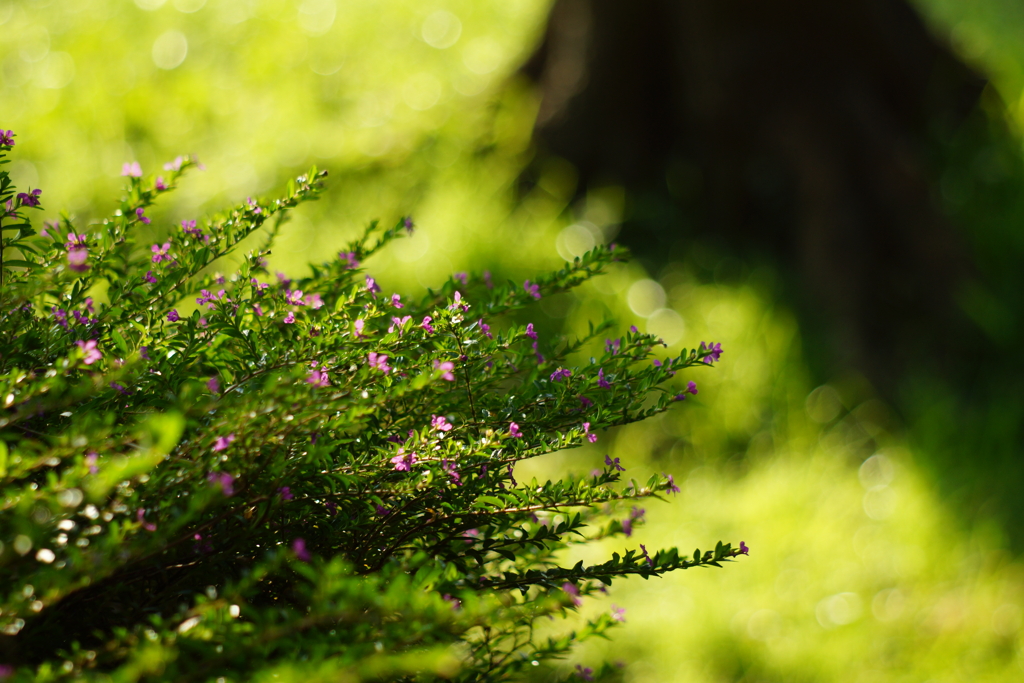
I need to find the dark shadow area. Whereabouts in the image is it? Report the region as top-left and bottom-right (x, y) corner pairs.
(520, 0), (1024, 547)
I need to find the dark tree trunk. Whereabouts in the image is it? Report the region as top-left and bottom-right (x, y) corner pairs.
(523, 0), (986, 392)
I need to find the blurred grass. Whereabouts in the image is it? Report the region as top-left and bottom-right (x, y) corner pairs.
(4, 0), (1024, 680)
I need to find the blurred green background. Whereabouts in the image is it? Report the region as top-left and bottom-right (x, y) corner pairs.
(4, 0), (1024, 680)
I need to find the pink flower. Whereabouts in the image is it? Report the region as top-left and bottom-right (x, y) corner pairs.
(391, 449), (417, 471)
(365, 275), (381, 295)
(450, 291), (469, 312)
(388, 315), (411, 334)
(454, 272), (468, 285)
(306, 293), (323, 309)
(354, 319), (366, 337)
(207, 472), (236, 496)
(85, 451), (99, 474)
(391, 293), (403, 309)
(562, 582), (582, 607)
(442, 459), (462, 485)
(478, 319), (492, 339)
(135, 207), (151, 224)
(524, 280), (541, 300)
(597, 368), (611, 389)
(122, 161), (142, 177)
(207, 377), (220, 394)
(136, 508), (157, 532)
(278, 486), (293, 501)
(433, 359), (455, 381)
(483, 271), (493, 289)
(431, 415), (453, 432)
(213, 433), (236, 452)
(509, 422), (522, 438)
(283, 312), (296, 324)
(155, 176), (167, 190)
(253, 304), (263, 317)
(368, 352), (391, 373)
(167, 309), (180, 322)
(286, 289), (305, 306)
(67, 245), (89, 273)
(144, 271), (157, 284)
(611, 605), (626, 622)
(420, 316), (435, 334)
(525, 323), (537, 340)
(583, 422), (597, 443)
(339, 251), (359, 269)
(307, 368), (330, 387)
(76, 339), (102, 365)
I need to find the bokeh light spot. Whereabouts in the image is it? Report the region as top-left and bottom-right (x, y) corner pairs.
(421, 11), (462, 49)
(152, 30), (188, 70)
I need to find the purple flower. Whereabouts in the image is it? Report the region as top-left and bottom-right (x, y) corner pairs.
(478, 319), (492, 339)
(483, 270), (493, 289)
(433, 359), (455, 381)
(605, 455), (625, 472)
(306, 293), (323, 309)
(253, 304), (263, 317)
(639, 544), (654, 567)
(110, 382), (130, 395)
(196, 289), (215, 307)
(0, 129), (14, 146)
(575, 665), (594, 682)
(431, 414), (453, 432)
(550, 368), (571, 382)
(121, 161), (142, 178)
(167, 309), (180, 322)
(375, 503), (390, 516)
(699, 341), (723, 364)
(52, 307), (69, 329)
(391, 449), (417, 471)
(292, 537), (311, 562)
(622, 506), (645, 537)
(403, 216), (414, 233)
(583, 422), (597, 443)
(17, 188), (42, 207)
(507, 463), (518, 487)
(509, 422), (522, 438)
(207, 471), (236, 496)
(139, 346), (150, 360)
(368, 352), (391, 374)
(307, 368), (330, 387)
(85, 451), (99, 474)
(365, 275), (381, 295)
(605, 338), (621, 355)
(578, 395), (593, 408)
(213, 433), (236, 452)
(276, 272), (292, 288)
(525, 323), (537, 340)
(454, 272), (468, 285)
(283, 311), (296, 324)
(390, 293), (403, 309)
(278, 486), (293, 501)
(734, 541), (750, 556)
(664, 473), (680, 495)
(630, 325), (639, 333)
(151, 242), (171, 263)
(76, 339), (101, 365)
(339, 251), (360, 269)
(207, 377), (220, 394)
(144, 271), (158, 284)
(674, 381), (698, 401)
(562, 582), (582, 607)
(611, 605), (626, 622)
(523, 279), (541, 300)
(135, 207), (151, 224)
(442, 459), (462, 485)
(597, 368), (612, 389)
(286, 289), (305, 306)
(420, 316), (435, 334)
(155, 176), (167, 190)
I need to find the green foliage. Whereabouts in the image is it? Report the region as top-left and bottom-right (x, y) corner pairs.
(0, 137), (739, 681)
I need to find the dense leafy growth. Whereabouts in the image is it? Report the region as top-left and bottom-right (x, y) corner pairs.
(0, 131), (741, 682)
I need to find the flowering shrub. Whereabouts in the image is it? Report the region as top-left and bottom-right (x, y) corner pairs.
(0, 131), (744, 681)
